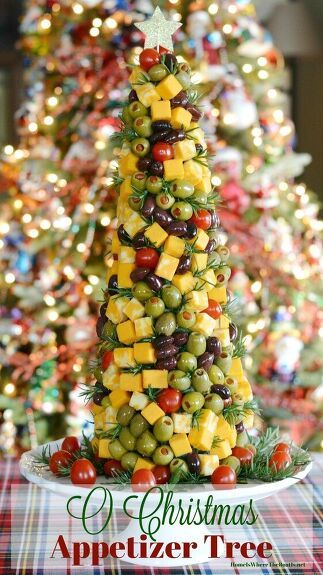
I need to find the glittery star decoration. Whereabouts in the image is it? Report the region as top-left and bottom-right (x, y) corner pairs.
(135, 7), (182, 52)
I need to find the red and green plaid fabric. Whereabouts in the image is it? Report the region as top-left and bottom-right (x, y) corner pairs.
(1, 455), (323, 575)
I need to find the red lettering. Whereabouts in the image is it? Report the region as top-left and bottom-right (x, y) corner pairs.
(92, 542), (109, 565)
(73, 542), (90, 566)
(258, 541), (273, 558)
(110, 542), (125, 559)
(51, 535), (70, 559)
(165, 542), (181, 559)
(240, 542), (256, 558)
(183, 541), (197, 558)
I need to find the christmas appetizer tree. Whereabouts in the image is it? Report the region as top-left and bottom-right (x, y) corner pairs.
(34, 9), (310, 487)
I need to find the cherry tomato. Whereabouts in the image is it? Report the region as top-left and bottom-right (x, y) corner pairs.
(153, 465), (171, 485)
(158, 46), (170, 54)
(269, 451), (292, 472)
(131, 469), (156, 492)
(273, 442), (290, 454)
(205, 299), (222, 320)
(61, 436), (79, 454)
(152, 143), (174, 162)
(102, 350), (113, 370)
(231, 446), (253, 466)
(189, 209), (212, 230)
(49, 450), (73, 476)
(103, 459), (123, 478)
(157, 388), (182, 413)
(211, 465), (237, 490)
(135, 247), (159, 270)
(139, 48), (160, 71)
(70, 458), (97, 485)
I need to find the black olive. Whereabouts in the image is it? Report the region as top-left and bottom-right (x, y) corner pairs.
(206, 337), (222, 357)
(197, 352), (214, 371)
(229, 323), (238, 342)
(186, 453), (201, 474)
(164, 129), (186, 144)
(150, 161), (164, 177)
(141, 195), (156, 219)
(210, 384), (231, 400)
(117, 224), (131, 245)
(151, 121), (172, 132)
(137, 157), (152, 172)
(185, 222), (198, 239)
(99, 303), (107, 317)
(128, 89), (138, 103)
(163, 53), (177, 69)
(156, 356), (177, 371)
(205, 239), (217, 254)
(108, 274), (118, 295)
(172, 331), (189, 348)
(166, 221), (187, 237)
(153, 206), (173, 229)
(186, 104), (203, 121)
(155, 344), (179, 359)
(153, 335), (174, 349)
(132, 230), (146, 250)
(149, 129), (172, 145)
(145, 273), (164, 292)
(130, 267), (150, 283)
(96, 317), (105, 338)
(210, 211), (220, 228)
(176, 254), (191, 274)
(235, 421), (245, 434)
(170, 91), (189, 108)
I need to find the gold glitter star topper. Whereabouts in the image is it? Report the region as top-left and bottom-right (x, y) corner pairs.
(135, 7), (182, 52)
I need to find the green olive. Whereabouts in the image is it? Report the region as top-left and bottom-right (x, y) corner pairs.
(121, 451), (139, 471)
(224, 376), (238, 394)
(146, 176), (163, 194)
(182, 391), (205, 413)
(117, 404), (135, 426)
(171, 201), (193, 221)
(216, 352), (232, 374)
(156, 192), (175, 210)
(208, 364), (225, 385)
(217, 245), (230, 263)
(128, 196), (142, 211)
(168, 370), (191, 391)
(101, 396), (111, 408)
(153, 445), (174, 465)
(93, 367), (103, 383)
(236, 430), (249, 447)
(131, 171), (147, 191)
(133, 116), (152, 138)
(149, 63), (168, 82)
(121, 105), (134, 127)
(191, 368), (211, 394)
(170, 179), (194, 199)
(175, 71), (191, 89)
(193, 191), (208, 205)
(170, 458), (189, 477)
(128, 101), (148, 119)
(208, 252), (221, 267)
(132, 281), (153, 302)
(108, 439), (127, 461)
(222, 455), (240, 473)
(153, 416), (174, 442)
(155, 312), (177, 336)
(215, 266), (231, 286)
(129, 413), (149, 437)
(176, 310), (196, 329)
(131, 137), (150, 157)
(135, 430), (157, 457)
(161, 285), (182, 309)
(119, 427), (136, 451)
(177, 352), (197, 373)
(204, 393), (224, 415)
(232, 393), (244, 407)
(187, 332), (206, 357)
(145, 296), (165, 318)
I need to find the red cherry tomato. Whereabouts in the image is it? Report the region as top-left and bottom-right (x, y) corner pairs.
(102, 350), (113, 370)
(205, 299), (222, 320)
(189, 209), (212, 230)
(157, 389), (182, 413)
(135, 247), (159, 270)
(70, 458), (97, 485)
(153, 465), (171, 485)
(49, 450), (73, 476)
(131, 469), (156, 492)
(152, 143), (174, 162)
(211, 465), (237, 490)
(103, 459), (123, 478)
(139, 48), (160, 71)
(269, 451), (292, 472)
(158, 46), (170, 54)
(231, 446), (253, 466)
(61, 436), (79, 454)
(273, 442), (290, 454)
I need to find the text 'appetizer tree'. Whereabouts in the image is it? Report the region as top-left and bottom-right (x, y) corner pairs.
(90, 8), (257, 482)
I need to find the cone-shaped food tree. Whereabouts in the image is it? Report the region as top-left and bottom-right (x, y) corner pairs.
(89, 10), (258, 481)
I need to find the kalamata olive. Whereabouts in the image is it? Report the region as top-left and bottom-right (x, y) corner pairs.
(163, 52), (177, 69)
(100, 303), (107, 317)
(210, 211), (220, 228)
(155, 344), (179, 359)
(153, 335), (174, 349)
(166, 221), (187, 237)
(117, 224), (131, 245)
(153, 206), (173, 229)
(170, 91), (189, 108)
(132, 230), (146, 250)
(236, 421), (245, 434)
(108, 274), (118, 295)
(206, 337), (222, 357)
(142, 195), (156, 219)
(151, 121), (172, 132)
(146, 273), (164, 291)
(186, 104), (202, 121)
(176, 255), (191, 275)
(197, 352), (214, 371)
(92, 392), (103, 405)
(185, 222), (198, 239)
(150, 161), (164, 177)
(137, 157), (152, 172)
(156, 357), (177, 371)
(149, 129), (171, 145)
(205, 239), (217, 255)
(96, 316), (105, 338)
(172, 331), (189, 348)
(130, 267), (150, 283)
(129, 89), (138, 103)
(210, 384), (231, 400)
(186, 452), (201, 475)
(195, 143), (203, 153)
(164, 129), (186, 144)
(229, 322), (238, 341)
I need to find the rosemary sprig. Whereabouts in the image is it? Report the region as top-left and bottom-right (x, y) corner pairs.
(111, 171), (124, 187)
(111, 125), (137, 147)
(79, 383), (101, 404)
(146, 386), (160, 402)
(160, 53), (180, 75)
(238, 445), (311, 483)
(222, 298), (241, 323)
(192, 408), (203, 429)
(32, 445), (52, 466)
(132, 71), (151, 85)
(211, 435), (223, 449)
(111, 470), (132, 485)
(99, 424), (122, 440)
(233, 331), (248, 358)
(222, 399), (261, 427)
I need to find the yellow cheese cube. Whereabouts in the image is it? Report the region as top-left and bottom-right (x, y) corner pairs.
(155, 253), (179, 281)
(134, 342), (156, 364)
(199, 454), (219, 476)
(94, 412), (105, 432)
(172, 272), (196, 294)
(144, 222), (168, 247)
(117, 320), (136, 345)
(196, 270), (217, 292)
(208, 286), (228, 304)
(198, 409), (218, 431)
(185, 290), (209, 312)
(120, 372), (143, 392)
(104, 406), (118, 426)
(213, 328), (230, 347)
(135, 83), (161, 107)
(238, 379), (253, 401)
(188, 427), (214, 451)
(118, 263), (135, 288)
(106, 260), (118, 283)
(190, 228), (209, 250)
(91, 403), (105, 416)
(191, 253), (208, 273)
(123, 212), (147, 238)
(98, 439), (112, 459)
(106, 295), (128, 324)
(124, 298), (145, 322)
(164, 159), (184, 181)
(215, 415), (237, 448)
(171, 413), (192, 434)
(109, 389), (131, 409)
(119, 177), (132, 201)
(119, 246), (136, 263)
(102, 364), (120, 390)
(156, 74), (182, 100)
(171, 106), (192, 129)
(133, 457), (155, 473)
(151, 100), (171, 121)
(196, 178), (212, 194)
(114, 347), (135, 369)
(143, 370), (168, 389)
(189, 123), (206, 145)
(119, 152), (138, 176)
(219, 314), (230, 329)
(129, 391), (150, 411)
(183, 159), (203, 185)
(210, 439), (232, 460)
(141, 402), (165, 425)
(164, 235), (185, 258)
(91, 436), (99, 453)
(129, 67), (146, 86)
(134, 317), (154, 339)
(243, 411), (255, 429)
(194, 313), (217, 337)
(227, 357), (244, 380)
(111, 230), (121, 255)
(169, 433), (192, 457)
(173, 139), (196, 161)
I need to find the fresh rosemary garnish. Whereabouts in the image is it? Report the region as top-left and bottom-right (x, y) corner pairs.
(112, 470), (132, 485)
(79, 383), (102, 404)
(233, 331), (248, 358)
(238, 442), (311, 483)
(146, 385), (160, 402)
(211, 436), (223, 449)
(222, 399), (261, 426)
(99, 424), (122, 440)
(32, 445), (53, 466)
(111, 125), (137, 147)
(160, 53), (179, 75)
(192, 408), (203, 429)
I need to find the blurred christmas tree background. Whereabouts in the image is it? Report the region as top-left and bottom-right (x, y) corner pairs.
(0, 0), (322, 455)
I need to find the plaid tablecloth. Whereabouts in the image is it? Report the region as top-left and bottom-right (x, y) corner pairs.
(1, 455), (323, 575)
